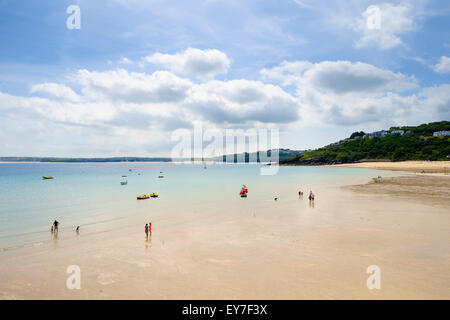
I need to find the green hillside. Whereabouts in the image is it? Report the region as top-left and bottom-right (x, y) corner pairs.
(281, 121), (450, 165)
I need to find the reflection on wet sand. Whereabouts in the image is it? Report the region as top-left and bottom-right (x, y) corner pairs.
(145, 237), (152, 250)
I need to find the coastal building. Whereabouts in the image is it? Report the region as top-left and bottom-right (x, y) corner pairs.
(363, 130), (390, 139)
(433, 131), (450, 137)
(391, 130), (404, 135)
(372, 130), (388, 137)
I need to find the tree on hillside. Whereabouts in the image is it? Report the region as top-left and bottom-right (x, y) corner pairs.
(349, 131), (366, 139)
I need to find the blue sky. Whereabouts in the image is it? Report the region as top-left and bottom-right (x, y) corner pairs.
(0, 0), (449, 157)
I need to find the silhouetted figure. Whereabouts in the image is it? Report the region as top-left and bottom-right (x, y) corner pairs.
(145, 223), (149, 239)
(53, 220), (59, 233)
(76, 226), (80, 235)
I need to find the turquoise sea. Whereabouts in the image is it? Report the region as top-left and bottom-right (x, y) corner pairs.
(0, 162), (392, 249)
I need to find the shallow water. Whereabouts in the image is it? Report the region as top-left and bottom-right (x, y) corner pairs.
(0, 162), (395, 249)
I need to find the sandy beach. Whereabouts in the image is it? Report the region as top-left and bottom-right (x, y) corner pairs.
(0, 165), (449, 300)
(332, 161), (450, 174)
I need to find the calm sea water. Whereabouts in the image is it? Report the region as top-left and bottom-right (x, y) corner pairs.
(0, 162), (390, 249)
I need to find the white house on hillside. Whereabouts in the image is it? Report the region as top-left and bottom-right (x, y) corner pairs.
(372, 130), (388, 137)
(433, 131), (450, 137)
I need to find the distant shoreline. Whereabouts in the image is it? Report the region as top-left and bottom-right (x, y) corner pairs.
(0, 161), (173, 164)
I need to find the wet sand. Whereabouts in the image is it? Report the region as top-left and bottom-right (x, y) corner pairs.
(346, 175), (450, 207)
(0, 173), (449, 299)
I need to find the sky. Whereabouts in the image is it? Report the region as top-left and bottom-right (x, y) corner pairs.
(0, 0), (449, 157)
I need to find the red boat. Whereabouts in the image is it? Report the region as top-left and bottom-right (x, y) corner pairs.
(239, 185), (248, 197)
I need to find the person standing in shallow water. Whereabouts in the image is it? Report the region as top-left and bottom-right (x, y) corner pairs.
(145, 223), (149, 239)
(148, 222), (152, 237)
(53, 220), (59, 232)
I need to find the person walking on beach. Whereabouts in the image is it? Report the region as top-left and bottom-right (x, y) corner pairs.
(145, 223), (149, 239)
(76, 226), (80, 235)
(148, 222), (152, 237)
(53, 220), (59, 232)
(308, 191), (315, 201)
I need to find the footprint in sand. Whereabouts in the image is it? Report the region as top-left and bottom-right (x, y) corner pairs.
(96, 272), (117, 285)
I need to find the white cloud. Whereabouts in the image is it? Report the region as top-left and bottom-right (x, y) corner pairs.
(118, 57), (133, 65)
(261, 59), (446, 127)
(0, 59), (302, 156)
(144, 48), (231, 79)
(187, 79), (301, 125)
(354, 3), (417, 50)
(1, 47), (448, 156)
(433, 56), (450, 74)
(260, 61), (313, 86)
(261, 60), (417, 94)
(30, 82), (80, 102)
(74, 69), (192, 104)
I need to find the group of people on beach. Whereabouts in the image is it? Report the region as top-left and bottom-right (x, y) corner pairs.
(51, 220), (59, 233)
(145, 222), (152, 239)
(298, 190), (315, 201)
(50, 220), (80, 234)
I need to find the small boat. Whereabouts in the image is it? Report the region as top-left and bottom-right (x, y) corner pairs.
(158, 175), (164, 178)
(239, 185), (248, 198)
(42, 176), (54, 180)
(120, 181), (128, 185)
(150, 193), (158, 198)
(137, 195), (150, 200)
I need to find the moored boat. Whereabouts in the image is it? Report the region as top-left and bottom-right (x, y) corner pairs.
(239, 185), (248, 197)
